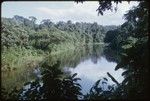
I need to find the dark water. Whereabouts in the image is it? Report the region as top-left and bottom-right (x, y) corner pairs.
(2, 44), (125, 99)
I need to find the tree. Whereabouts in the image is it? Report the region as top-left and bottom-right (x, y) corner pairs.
(29, 16), (37, 24)
(76, 0), (149, 99)
(40, 19), (54, 28)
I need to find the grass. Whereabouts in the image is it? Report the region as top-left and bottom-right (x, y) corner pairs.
(1, 42), (104, 71)
(2, 47), (44, 71)
(1, 47), (44, 93)
(50, 42), (76, 55)
(1, 42), (104, 94)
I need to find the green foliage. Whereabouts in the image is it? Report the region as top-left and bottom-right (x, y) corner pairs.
(2, 0), (149, 99)
(84, 77), (116, 100)
(2, 15), (110, 52)
(2, 46), (44, 71)
(2, 15), (115, 71)
(75, 0), (124, 15)
(14, 61), (83, 100)
(103, 1), (149, 99)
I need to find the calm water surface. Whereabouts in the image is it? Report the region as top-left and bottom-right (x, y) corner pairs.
(64, 56), (124, 94)
(2, 44), (124, 95)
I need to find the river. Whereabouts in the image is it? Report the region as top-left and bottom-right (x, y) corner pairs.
(2, 44), (124, 99)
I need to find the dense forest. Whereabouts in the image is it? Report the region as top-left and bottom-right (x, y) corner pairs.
(89, 1), (149, 100)
(1, 15), (117, 71)
(1, 0), (149, 100)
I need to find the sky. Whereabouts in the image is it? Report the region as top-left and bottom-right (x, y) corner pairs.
(2, 1), (139, 25)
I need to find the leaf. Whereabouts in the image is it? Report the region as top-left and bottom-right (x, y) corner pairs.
(73, 78), (81, 81)
(122, 76), (129, 85)
(103, 77), (108, 81)
(90, 87), (94, 93)
(74, 83), (81, 87)
(95, 79), (101, 87)
(122, 73), (133, 85)
(102, 81), (107, 84)
(115, 65), (121, 71)
(122, 44), (132, 49)
(122, 70), (129, 76)
(72, 73), (77, 78)
(121, 53), (128, 57)
(115, 62), (126, 71)
(77, 91), (83, 95)
(107, 72), (120, 86)
(24, 82), (31, 86)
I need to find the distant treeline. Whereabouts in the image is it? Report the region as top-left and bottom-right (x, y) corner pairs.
(2, 15), (118, 52)
(1, 15), (117, 71)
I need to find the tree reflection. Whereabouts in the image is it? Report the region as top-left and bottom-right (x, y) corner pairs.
(2, 43), (148, 100)
(91, 44), (104, 64)
(103, 46), (121, 63)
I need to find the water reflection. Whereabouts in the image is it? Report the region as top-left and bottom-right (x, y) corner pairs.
(102, 46), (121, 63)
(2, 44), (125, 100)
(65, 57), (124, 94)
(2, 44), (102, 92)
(3, 59), (122, 100)
(18, 61), (83, 100)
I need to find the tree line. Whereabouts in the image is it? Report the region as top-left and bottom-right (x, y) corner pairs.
(1, 15), (117, 71)
(2, 15), (117, 52)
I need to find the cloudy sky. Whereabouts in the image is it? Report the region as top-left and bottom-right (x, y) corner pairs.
(2, 1), (139, 25)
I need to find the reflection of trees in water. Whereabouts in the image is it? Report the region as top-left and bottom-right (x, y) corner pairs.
(1, 44), (105, 100)
(91, 44), (104, 64)
(1, 64), (37, 94)
(20, 61), (83, 100)
(103, 46), (121, 63)
(1, 61), (118, 100)
(2, 50), (149, 100)
(46, 44), (104, 68)
(2, 43), (148, 100)
(45, 48), (86, 68)
(2, 61), (83, 100)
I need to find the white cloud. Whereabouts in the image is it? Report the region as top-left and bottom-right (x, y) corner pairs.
(35, 1), (139, 25)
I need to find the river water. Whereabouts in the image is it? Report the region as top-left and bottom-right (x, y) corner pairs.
(65, 57), (124, 94)
(2, 44), (124, 98)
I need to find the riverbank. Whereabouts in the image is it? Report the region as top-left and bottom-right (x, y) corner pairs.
(2, 42), (106, 72)
(1, 42), (79, 71)
(2, 43), (105, 94)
